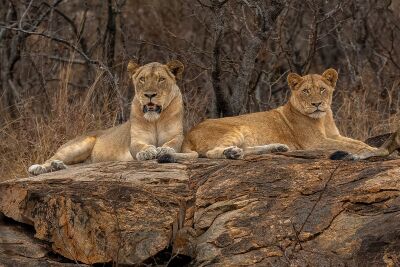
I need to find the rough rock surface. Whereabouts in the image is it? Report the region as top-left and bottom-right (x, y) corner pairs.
(0, 151), (399, 266)
(0, 214), (87, 266)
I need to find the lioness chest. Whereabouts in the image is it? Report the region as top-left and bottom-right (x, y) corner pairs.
(142, 120), (180, 146)
(90, 120), (179, 162)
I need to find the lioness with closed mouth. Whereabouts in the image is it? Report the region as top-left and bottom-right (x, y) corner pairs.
(29, 60), (185, 175)
(161, 68), (380, 162)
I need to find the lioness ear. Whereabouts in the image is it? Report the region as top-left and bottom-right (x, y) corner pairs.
(166, 60), (184, 80)
(127, 60), (140, 76)
(322, 68), (338, 87)
(287, 73), (303, 90)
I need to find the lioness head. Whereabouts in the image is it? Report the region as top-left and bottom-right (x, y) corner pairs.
(127, 60), (184, 121)
(287, 68), (338, 119)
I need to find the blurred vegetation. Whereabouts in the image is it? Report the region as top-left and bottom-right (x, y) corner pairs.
(0, 0), (399, 178)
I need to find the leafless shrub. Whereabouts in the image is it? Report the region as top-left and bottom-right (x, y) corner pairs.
(0, 0), (399, 179)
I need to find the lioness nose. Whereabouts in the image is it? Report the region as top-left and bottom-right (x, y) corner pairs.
(311, 102), (322, 107)
(144, 93), (157, 99)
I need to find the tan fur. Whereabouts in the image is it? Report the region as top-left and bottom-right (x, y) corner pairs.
(175, 68), (377, 160)
(349, 129), (400, 160)
(28, 60), (185, 175)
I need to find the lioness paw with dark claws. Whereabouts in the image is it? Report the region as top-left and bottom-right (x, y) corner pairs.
(223, 146), (244, 159)
(50, 160), (67, 171)
(28, 164), (47, 176)
(270, 144), (289, 153)
(156, 147), (176, 157)
(136, 146), (157, 161)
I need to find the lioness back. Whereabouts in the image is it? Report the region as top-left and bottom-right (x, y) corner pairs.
(179, 68), (376, 160)
(90, 122), (132, 162)
(183, 109), (294, 157)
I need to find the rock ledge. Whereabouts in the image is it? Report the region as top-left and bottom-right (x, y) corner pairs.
(0, 151), (399, 266)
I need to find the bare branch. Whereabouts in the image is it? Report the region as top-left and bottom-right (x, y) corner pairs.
(0, 25), (96, 64)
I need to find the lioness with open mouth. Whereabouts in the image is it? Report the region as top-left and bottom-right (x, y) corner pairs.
(29, 60), (185, 175)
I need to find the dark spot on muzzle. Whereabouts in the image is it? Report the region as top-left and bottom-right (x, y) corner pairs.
(143, 103), (162, 114)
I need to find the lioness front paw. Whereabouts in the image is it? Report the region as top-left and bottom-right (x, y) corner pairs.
(271, 144), (289, 153)
(223, 146), (244, 159)
(28, 164), (47, 176)
(156, 147), (176, 157)
(51, 160), (67, 171)
(136, 146), (158, 161)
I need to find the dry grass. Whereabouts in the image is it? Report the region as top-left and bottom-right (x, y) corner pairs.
(334, 79), (400, 140)
(0, 70), (121, 180)
(0, 65), (210, 180)
(0, 66), (398, 181)
(1, 0), (399, 180)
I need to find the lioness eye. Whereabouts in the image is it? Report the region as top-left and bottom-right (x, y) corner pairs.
(159, 77), (165, 83)
(139, 77), (145, 83)
(320, 87), (326, 93)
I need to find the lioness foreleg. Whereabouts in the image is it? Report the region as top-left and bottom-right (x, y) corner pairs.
(243, 144), (289, 156)
(206, 143), (290, 159)
(131, 141), (158, 161)
(156, 134), (184, 157)
(29, 136), (96, 175)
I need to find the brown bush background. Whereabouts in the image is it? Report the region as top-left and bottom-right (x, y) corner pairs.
(1, 0), (399, 178)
